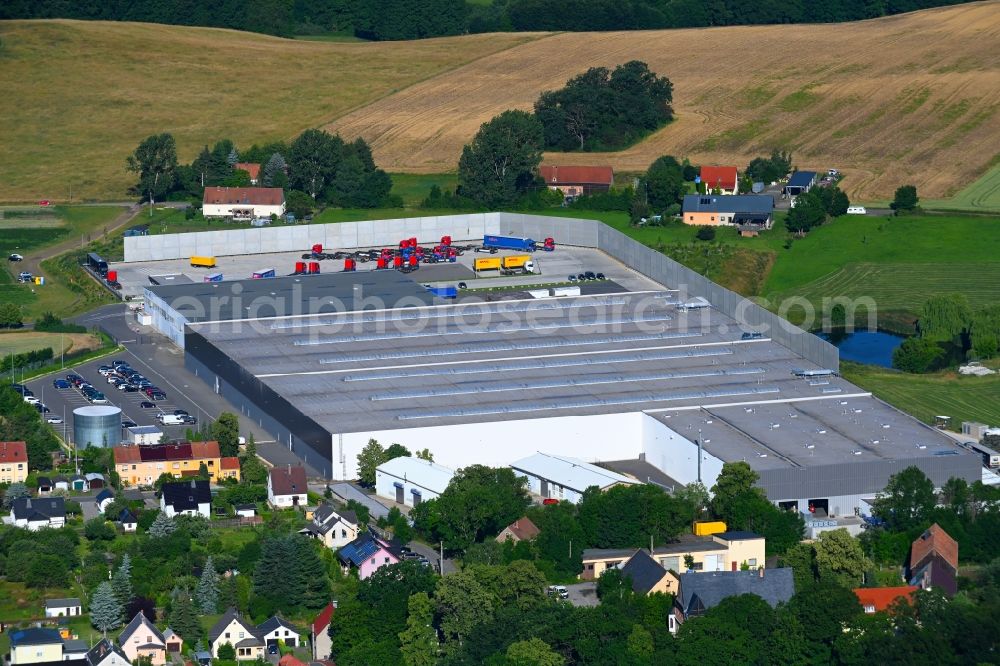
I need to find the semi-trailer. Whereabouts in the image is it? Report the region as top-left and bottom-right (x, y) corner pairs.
(251, 268), (276, 279)
(483, 235), (537, 251)
(474, 257), (502, 271)
(501, 255), (536, 272)
(190, 256), (217, 268)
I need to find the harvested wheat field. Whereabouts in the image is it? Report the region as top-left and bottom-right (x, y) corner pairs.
(327, 2), (1000, 201)
(0, 20), (539, 202)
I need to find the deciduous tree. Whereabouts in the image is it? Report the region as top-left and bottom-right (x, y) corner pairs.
(506, 637), (565, 666)
(458, 110), (544, 208)
(356, 438), (385, 487)
(211, 412), (241, 457)
(891, 185), (919, 213)
(126, 133), (178, 201)
(872, 466), (936, 531)
(398, 592), (437, 666)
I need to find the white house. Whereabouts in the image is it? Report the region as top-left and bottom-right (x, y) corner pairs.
(256, 616), (302, 649)
(117, 509), (138, 532)
(86, 639), (132, 666)
(311, 603), (335, 661)
(44, 598), (82, 618)
(96, 488), (115, 513)
(267, 466), (308, 508)
(509, 452), (637, 504)
(301, 503), (360, 550)
(209, 608), (264, 660)
(202, 187), (285, 221)
(160, 480), (211, 518)
(8, 497), (66, 531)
(375, 457), (454, 507)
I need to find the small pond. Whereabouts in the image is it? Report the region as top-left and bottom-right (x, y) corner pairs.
(818, 329), (906, 368)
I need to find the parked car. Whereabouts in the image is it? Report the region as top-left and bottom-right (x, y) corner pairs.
(122, 385), (139, 392)
(46, 417), (63, 424)
(149, 391), (167, 401)
(18, 271), (33, 282)
(121, 418), (138, 428)
(23, 396), (40, 405)
(542, 498), (559, 505)
(8, 253), (23, 262)
(173, 409), (189, 417)
(38, 200), (50, 206)
(139, 401), (156, 409)
(568, 275), (578, 282)
(584, 271), (596, 280)
(547, 585), (569, 599)
(35, 404), (51, 413)
(53, 378), (70, 389)
(595, 273), (606, 280)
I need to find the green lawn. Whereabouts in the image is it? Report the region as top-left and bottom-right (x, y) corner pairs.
(924, 159), (1000, 213)
(842, 361), (1000, 427)
(389, 172), (460, 207)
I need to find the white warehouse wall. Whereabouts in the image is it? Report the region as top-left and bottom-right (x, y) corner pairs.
(336, 412), (645, 481)
(641, 413), (725, 489)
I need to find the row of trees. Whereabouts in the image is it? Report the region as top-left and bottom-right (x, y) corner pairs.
(0, 384), (61, 468)
(2, 0), (970, 39)
(785, 185), (851, 233)
(892, 293), (1000, 372)
(535, 61), (673, 151)
(125, 130), (394, 210)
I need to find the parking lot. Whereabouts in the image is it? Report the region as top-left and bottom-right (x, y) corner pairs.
(25, 349), (216, 445)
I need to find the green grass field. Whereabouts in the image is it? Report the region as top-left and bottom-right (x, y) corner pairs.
(843, 361), (1000, 426)
(924, 160), (1000, 213)
(390, 173), (460, 207)
(0, 331), (102, 356)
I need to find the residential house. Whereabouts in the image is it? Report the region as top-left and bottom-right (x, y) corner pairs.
(85, 472), (106, 489)
(163, 628), (183, 656)
(671, 568), (795, 634)
(375, 456), (454, 507)
(581, 532), (765, 582)
(96, 488), (115, 513)
(44, 597), (82, 618)
(256, 616), (302, 649)
(302, 503), (360, 550)
(209, 608), (265, 660)
(219, 456), (241, 481)
(268, 465), (308, 508)
(496, 517), (540, 544)
(86, 639), (132, 666)
(311, 603), (336, 661)
(118, 508), (138, 532)
(119, 611), (167, 665)
(907, 523), (959, 597)
(337, 532), (401, 580)
(854, 586), (918, 614)
(234, 163), (262, 185)
(539, 166), (614, 199)
(784, 170), (817, 196)
(63, 640), (89, 661)
(509, 452), (636, 504)
(700, 166), (740, 195)
(8, 497), (66, 531)
(202, 187), (285, 221)
(114, 441), (233, 486)
(619, 549), (675, 595)
(681, 194), (774, 229)
(160, 479), (211, 518)
(37, 476), (52, 494)
(9, 628), (63, 665)
(0, 441), (28, 483)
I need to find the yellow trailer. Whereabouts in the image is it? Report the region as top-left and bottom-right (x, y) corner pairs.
(190, 256), (217, 268)
(474, 257), (502, 271)
(693, 520), (727, 536)
(501, 254), (532, 269)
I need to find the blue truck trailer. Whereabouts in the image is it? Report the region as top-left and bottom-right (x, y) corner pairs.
(483, 235), (536, 251)
(426, 285), (458, 299)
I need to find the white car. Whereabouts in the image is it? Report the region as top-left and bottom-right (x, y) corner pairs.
(23, 396), (40, 405)
(8, 253), (23, 262)
(46, 417), (63, 424)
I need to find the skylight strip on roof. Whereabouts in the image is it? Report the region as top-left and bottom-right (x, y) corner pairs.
(342, 347), (735, 382)
(369, 367), (766, 401)
(395, 385), (781, 420)
(318, 331), (703, 365)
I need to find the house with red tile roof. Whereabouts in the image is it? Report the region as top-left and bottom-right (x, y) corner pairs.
(853, 586), (918, 614)
(268, 465), (308, 508)
(202, 187), (285, 220)
(540, 166), (614, 199)
(907, 523), (959, 596)
(700, 166), (740, 194)
(311, 602), (336, 660)
(496, 517), (540, 543)
(0, 441), (28, 484)
(234, 163), (261, 185)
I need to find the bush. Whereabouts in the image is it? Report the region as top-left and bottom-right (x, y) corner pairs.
(892, 337), (944, 373)
(695, 226), (716, 241)
(33, 312), (86, 333)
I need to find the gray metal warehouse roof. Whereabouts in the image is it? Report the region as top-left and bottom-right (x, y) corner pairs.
(148, 270), (436, 323)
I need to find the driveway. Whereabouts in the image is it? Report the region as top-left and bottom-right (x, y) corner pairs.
(328, 482), (390, 520)
(564, 582), (599, 607)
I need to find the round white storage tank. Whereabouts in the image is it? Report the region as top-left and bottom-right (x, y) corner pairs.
(73, 405), (122, 448)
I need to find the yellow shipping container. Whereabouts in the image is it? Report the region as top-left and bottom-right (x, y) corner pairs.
(501, 254), (532, 269)
(474, 257), (502, 271)
(190, 256), (217, 268)
(693, 520), (727, 536)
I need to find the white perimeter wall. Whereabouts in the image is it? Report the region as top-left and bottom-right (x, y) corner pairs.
(640, 413), (725, 488)
(124, 213), (504, 262)
(337, 412), (645, 481)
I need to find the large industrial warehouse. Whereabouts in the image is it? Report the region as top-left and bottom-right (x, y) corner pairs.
(129, 213), (980, 515)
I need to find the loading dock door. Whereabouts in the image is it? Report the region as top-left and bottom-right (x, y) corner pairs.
(395, 482), (404, 504)
(540, 479), (549, 497)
